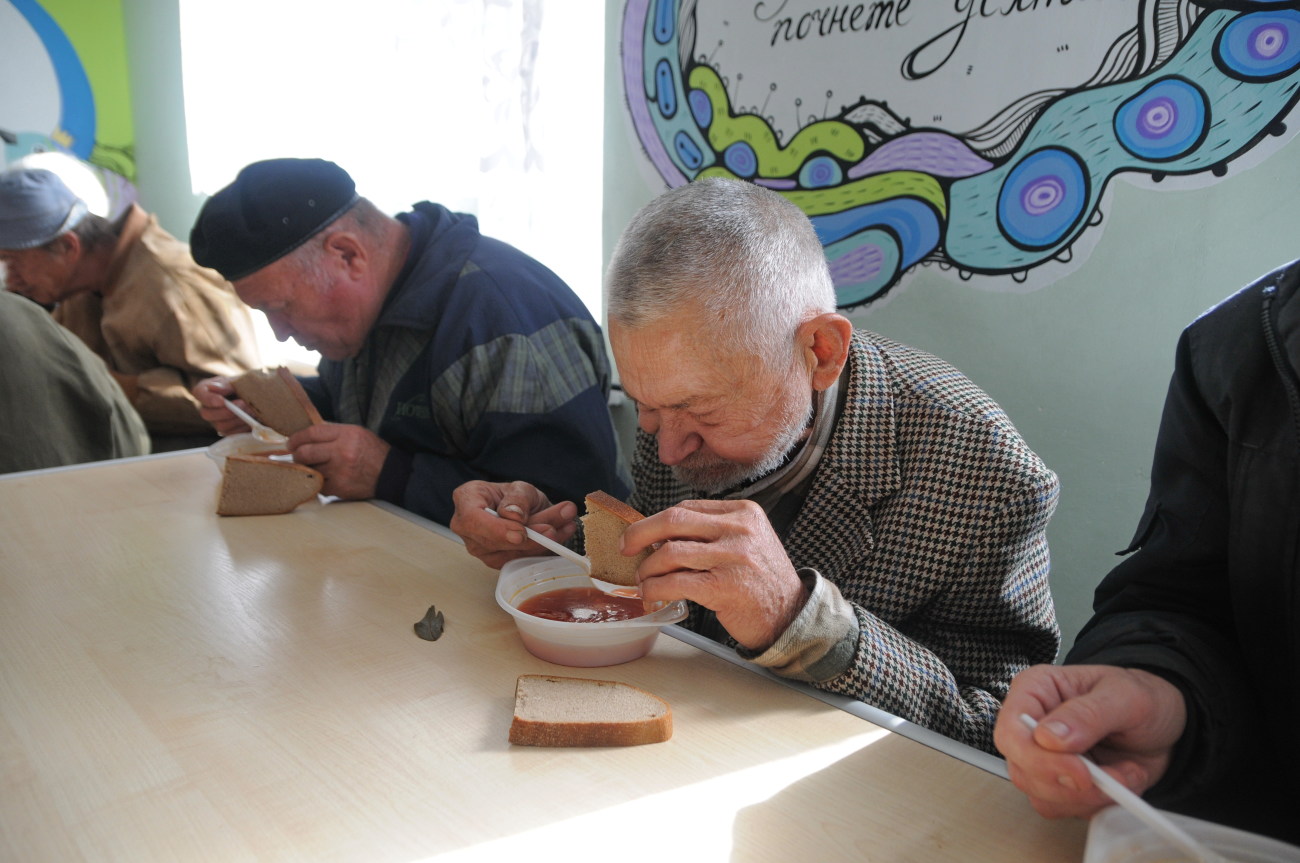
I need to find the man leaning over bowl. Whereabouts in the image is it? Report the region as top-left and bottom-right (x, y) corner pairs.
(450, 178), (1061, 754)
(188, 158), (630, 525)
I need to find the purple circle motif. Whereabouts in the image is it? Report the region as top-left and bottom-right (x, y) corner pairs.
(1251, 23), (1286, 60)
(1215, 10), (1300, 81)
(723, 141), (758, 177)
(1023, 177), (1066, 215)
(1115, 77), (1207, 161)
(1140, 97), (1177, 136)
(997, 147), (1087, 251)
(798, 155), (842, 189)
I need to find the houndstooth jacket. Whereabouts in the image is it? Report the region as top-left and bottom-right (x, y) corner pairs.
(628, 330), (1061, 753)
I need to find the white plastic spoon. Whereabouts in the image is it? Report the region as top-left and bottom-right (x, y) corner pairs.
(222, 397), (285, 444)
(485, 507), (590, 571)
(1018, 714), (1231, 863)
(484, 507), (646, 601)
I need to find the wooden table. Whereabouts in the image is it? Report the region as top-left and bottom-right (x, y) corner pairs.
(0, 452), (1086, 862)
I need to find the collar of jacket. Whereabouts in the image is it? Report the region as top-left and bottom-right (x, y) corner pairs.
(378, 201), (481, 330)
(780, 330), (903, 562)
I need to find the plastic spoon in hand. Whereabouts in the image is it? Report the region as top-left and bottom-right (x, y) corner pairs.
(222, 397), (285, 444)
(1018, 714), (1232, 863)
(485, 507), (590, 571)
(483, 507), (642, 599)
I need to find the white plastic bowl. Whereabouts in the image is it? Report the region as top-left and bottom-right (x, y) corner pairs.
(1085, 805), (1300, 862)
(496, 556), (687, 667)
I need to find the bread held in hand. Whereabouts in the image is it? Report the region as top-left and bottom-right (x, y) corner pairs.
(230, 366), (323, 436)
(580, 491), (651, 587)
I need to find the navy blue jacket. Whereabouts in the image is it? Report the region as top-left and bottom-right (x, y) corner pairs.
(300, 203), (629, 524)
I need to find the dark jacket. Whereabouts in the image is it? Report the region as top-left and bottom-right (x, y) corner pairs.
(1068, 260), (1300, 844)
(301, 203), (629, 524)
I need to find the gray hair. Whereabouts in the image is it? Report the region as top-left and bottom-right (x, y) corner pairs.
(285, 197), (387, 278)
(606, 177), (835, 370)
(66, 213), (117, 251)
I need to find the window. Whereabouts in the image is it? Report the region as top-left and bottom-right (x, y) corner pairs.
(179, 0), (604, 367)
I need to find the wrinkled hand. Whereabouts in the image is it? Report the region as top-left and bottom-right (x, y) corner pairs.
(192, 376), (249, 437)
(449, 481), (579, 569)
(625, 499), (808, 651)
(994, 664), (1187, 820)
(287, 422), (390, 500)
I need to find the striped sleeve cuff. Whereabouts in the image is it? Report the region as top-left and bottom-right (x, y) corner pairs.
(737, 567), (859, 682)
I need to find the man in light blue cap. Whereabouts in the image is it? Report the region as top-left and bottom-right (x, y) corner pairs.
(0, 167), (89, 251)
(0, 166), (261, 450)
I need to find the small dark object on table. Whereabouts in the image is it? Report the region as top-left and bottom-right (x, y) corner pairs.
(414, 605), (445, 641)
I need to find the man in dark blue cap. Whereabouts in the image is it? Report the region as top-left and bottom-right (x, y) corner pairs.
(0, 167), (262, 450)
(189, 157), (629, 525)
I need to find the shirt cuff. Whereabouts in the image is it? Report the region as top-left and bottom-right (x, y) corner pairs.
(737, 567), (859, 682)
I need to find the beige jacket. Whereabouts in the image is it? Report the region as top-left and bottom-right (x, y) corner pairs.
(55, 205), (261, 436)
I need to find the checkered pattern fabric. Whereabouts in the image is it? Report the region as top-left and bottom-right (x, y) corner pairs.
(628, 331), (1060, 753)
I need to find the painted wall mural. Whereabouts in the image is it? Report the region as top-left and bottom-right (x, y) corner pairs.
(622, 0), (1300, 308)
(1, 0), (137, 217)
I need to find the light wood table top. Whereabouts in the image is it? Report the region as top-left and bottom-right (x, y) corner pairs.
(0, 452), (1086, 862)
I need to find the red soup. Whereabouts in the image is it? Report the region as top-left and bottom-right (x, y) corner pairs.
(517, 587), (647, 623)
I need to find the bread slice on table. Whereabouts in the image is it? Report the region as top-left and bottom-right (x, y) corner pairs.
(231, 366), (324, 436)
(508, 674), (672, 747)
(581, 490), (651, 587)
(217, 454), (323, 516)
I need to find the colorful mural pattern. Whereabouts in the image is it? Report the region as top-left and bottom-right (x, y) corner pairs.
(2, 0), (136, 213)
(623, 1), (1300, 308)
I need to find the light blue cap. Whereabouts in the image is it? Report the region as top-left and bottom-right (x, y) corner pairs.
(0, 168), (89, 250)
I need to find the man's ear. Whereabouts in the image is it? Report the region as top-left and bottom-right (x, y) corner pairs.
(322, 230), (367, 275)
(799, 313), (853, 391)
(51, 231), (81, 260)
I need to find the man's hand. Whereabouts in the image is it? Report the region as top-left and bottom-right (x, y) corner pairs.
(287, 423), (390, 500)
(191, 376), (249, 436)
(449, 481), (579, 569)
(625, 499), (809, 651)
(994, 664), (1188, 820)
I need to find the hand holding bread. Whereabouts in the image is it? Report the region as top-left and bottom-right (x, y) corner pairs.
(193, 366), (322, 438)
(580, 491), (651, 587)
(198, 367), (393, 503)
(625, 498), (811, 652)
(286, 422), (390, 500)
(198, 367), (329, 516)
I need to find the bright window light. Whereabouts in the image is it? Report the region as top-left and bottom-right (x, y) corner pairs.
(178, 0), (603, 370)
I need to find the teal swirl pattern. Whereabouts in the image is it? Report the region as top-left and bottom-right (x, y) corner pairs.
(623, 1), (1300, 308)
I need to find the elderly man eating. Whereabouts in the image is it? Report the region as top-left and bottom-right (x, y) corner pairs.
(451, 178), (1060, 753)
(189, 158), (629, 524)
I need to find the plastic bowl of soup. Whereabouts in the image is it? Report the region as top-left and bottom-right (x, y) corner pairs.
(495, 556), (687, 667)
(1084, 805), (1300, 863)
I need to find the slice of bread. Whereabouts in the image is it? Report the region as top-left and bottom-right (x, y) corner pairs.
(508, 674), (672, 747)
(581, 490), (651, 587)
(231, 366), (324, 436)
(217, 454), (324, 516)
